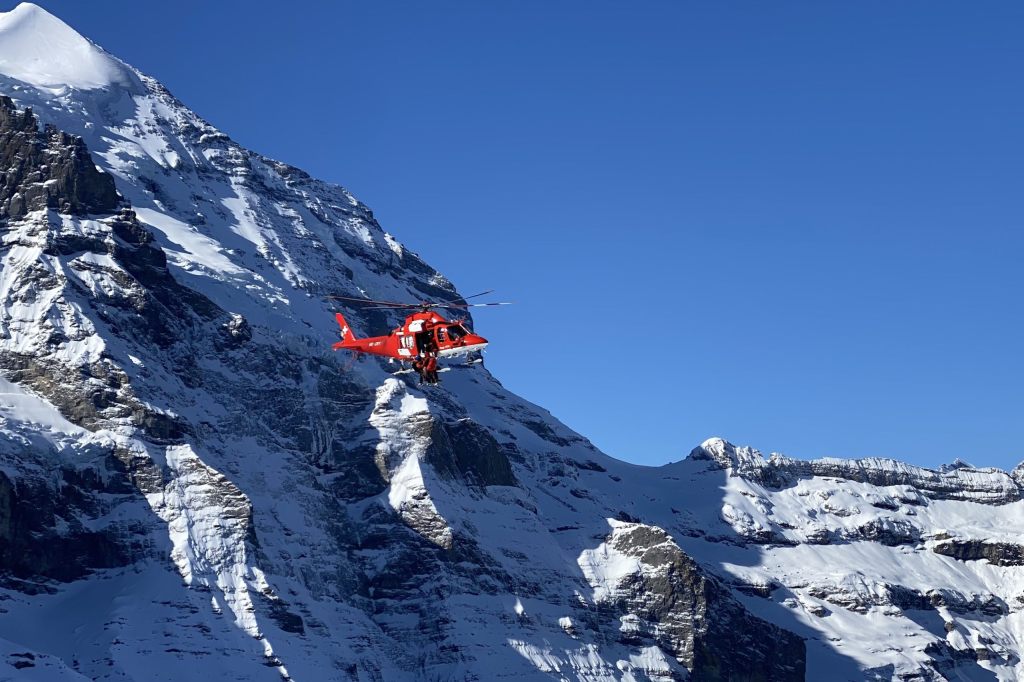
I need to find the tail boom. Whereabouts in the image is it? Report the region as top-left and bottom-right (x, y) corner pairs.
(331, 312), (392, 356)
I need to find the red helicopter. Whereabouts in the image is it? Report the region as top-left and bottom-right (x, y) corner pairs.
(327, 290), (510, 362)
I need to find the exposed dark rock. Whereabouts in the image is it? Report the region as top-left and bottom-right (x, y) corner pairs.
(887, 584), (933, 612)
(932, 539), (1024, 567)
(263, 595), (305, 635)
(732, 579), (779, 599)
(107, 208), (223, 328)
(927, 589), (1008, 617)
(923, 639), (1012, 679)
(855, 518), (920, 546)
(0, 469), (151, 585)
(576, 459), (607, 472)
(0, 96), (119, 219)
(602, 523), (806, 681)
(425, 418), (517, 488)
(805, 585), (875, 614)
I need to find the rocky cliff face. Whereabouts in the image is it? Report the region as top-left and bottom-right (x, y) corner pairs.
(0, 96), (119, 219)
(0, 4), (1022, 682)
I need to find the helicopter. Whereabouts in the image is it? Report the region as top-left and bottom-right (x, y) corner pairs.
(326, 290), (510, 363)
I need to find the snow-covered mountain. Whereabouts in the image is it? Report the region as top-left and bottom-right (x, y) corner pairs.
(0, 4), (1021, 680)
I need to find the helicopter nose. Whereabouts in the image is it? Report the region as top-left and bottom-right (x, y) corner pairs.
(463, 334), (488, 348)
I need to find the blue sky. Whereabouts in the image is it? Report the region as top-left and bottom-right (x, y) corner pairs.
(29, 1), (1024, 468)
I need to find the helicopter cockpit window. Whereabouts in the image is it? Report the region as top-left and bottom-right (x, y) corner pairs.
(435, 326), (448, 344)
(447, 325), (467, 340)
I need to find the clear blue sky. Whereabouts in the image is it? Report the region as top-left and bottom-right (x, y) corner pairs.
(27, 1), (1024, 469)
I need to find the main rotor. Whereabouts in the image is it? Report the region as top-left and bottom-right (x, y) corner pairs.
(325, 289), (512, 314)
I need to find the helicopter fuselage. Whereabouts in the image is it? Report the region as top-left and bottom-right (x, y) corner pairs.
(332, 310), (487, 361)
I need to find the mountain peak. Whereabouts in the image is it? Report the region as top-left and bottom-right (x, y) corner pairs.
(0, 2), (133, 92)
(939, 457), (975, 473)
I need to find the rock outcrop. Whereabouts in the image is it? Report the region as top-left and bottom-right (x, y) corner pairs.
(0, 96), (119, 219)
(580, 522), (805, 681)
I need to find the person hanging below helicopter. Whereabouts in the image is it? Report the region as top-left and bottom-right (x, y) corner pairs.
(425, 350), (440, 385)
(411, 354), (427, 385)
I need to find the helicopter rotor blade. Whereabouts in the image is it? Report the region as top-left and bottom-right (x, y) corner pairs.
(357, 304), (424, 310)
(327, 292), (512, 312)
(325, 295), (414, 307)
(441, 301), (513, 308)
(436, 289), (495, 306)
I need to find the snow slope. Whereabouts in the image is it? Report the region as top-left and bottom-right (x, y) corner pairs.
(1, 4), (1022, 681)
(0, 3), (134, 92)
